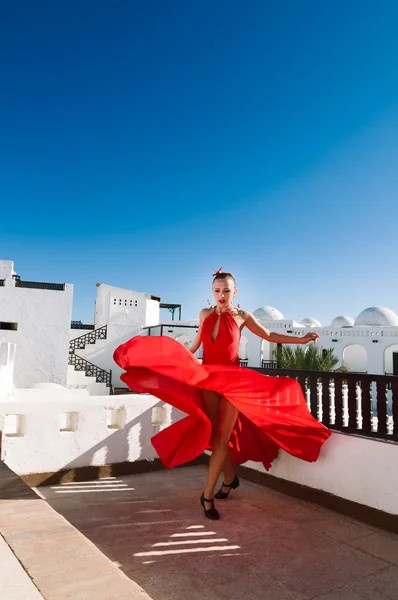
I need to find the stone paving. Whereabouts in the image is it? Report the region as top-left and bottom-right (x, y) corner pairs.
(0, 534), (44, 600)
(34, 465), (398, 600)
(0, 460), (152, 600)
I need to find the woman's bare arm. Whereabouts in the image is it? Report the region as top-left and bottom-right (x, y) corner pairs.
(242, 311), (319, 344)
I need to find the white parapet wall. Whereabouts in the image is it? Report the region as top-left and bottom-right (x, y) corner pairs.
(0, 389), (183, 476)
(1, 377), (397, 518)
(243, 431), (398, 517)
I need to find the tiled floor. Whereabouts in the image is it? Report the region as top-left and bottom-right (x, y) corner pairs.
(0, 460), (153, 600)
(36, 465), (398, 600)
(0, 535), (44, 600)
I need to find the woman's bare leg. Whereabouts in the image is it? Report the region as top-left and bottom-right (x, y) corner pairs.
(222, 451), (235, 487)
(204, 396), (239, 504)
(200, 389), (220, 434)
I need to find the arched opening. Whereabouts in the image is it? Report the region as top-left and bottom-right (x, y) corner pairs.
(261, 339), (276, 367)
(384, 344), (398, 376)
(174, 334), (191, 349)
(343, 344), (367, 373)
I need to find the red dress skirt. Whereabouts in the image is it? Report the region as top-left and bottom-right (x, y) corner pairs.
(113, 311), (331, 470)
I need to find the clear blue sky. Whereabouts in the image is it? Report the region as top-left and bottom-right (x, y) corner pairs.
(1, 1), (398, 325)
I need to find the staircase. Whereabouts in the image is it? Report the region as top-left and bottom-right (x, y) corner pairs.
(68, 326), (112, 395)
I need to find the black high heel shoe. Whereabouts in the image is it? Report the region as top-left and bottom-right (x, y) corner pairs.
(200, 493), (220, 520)
(214, 475), (240, 499)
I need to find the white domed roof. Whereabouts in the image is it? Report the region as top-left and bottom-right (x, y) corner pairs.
(355, 306), (398, 327)
(330, 316), (354, 327)
(300, 317), (322, 328)
(253, 306), (284, 321)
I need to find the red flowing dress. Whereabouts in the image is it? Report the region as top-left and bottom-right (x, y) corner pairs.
(113, 311), (331, 470)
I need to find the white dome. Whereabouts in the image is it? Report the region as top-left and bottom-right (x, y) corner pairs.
(253, 306), (284, 321)
(330, 316), (354, 327)
(300, 317), (322, 328)
(355, 306), (398, 327)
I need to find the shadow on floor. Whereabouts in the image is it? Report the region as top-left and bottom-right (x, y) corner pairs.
(37, 465), (398, 600)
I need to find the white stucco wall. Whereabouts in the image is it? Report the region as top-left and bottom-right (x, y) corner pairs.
(0, 391), (181, 475)
(0, 275), (73, 388)
(0, 342), (15, 395)
(0, 260), (15, 280)
(343, 344), (368, 372)
(145, 298), (160, 326)
(94, 284), (159, 330)
(243, 432), (398, 516)
(66, 365), (110, 396)
(69, 327), (95, 341)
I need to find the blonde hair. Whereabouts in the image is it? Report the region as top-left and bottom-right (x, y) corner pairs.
(212, 272), (236, 286)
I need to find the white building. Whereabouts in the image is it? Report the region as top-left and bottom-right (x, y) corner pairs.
(67, 283), (163, 394)
(0, 260), (73, 388)
(2, 258), (398, 395)
(144, 305), (398, 379)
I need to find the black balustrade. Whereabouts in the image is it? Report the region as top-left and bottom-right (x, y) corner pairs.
(252, 367), (398, 441)
(261, 360), (278, 369)
(71, 321), (95, 330)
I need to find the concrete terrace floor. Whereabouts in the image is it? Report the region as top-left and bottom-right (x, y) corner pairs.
(36, 465), (398, 600)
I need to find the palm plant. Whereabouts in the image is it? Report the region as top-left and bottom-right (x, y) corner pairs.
(274, 344), (340, 372)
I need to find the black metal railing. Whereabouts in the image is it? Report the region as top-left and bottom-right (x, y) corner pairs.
(68, 353), (112, 387)
(239, 359), (248, 367)
(262, 360), (278, 369)
(69, 325), (107, 351)
(71, 321), (95, 330)
(0, 279), (4, 287)
(14, 278), (65, 291)
(253, 367), (398, 441)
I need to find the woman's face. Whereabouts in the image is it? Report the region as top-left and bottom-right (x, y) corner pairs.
(212, 277), (236, 309)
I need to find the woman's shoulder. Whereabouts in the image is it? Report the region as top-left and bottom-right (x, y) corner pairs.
(199, 307), (214, 321)
(230, 307), (251, 320)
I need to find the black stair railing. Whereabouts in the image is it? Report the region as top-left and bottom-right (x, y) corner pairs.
(68, 352), (112, 388)
(69, 325), (107, 352)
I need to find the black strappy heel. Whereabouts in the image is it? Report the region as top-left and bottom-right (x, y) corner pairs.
(214, 475), (240, 499)
(200, 493), (220, 520)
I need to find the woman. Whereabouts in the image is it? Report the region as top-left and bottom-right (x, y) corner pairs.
(113, 270), (331, 521)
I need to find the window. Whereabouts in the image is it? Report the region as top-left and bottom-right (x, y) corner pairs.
(0, 322), (18, 331)
(106, 408), (125, 430)
(60, 412), (78, 432)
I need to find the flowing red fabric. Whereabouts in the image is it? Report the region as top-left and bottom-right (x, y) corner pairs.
(113, 311), (331, 470)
